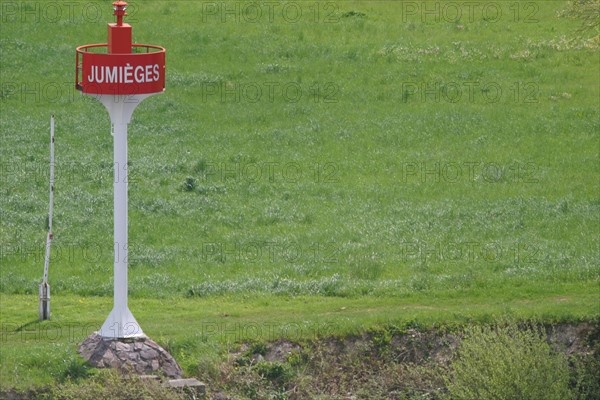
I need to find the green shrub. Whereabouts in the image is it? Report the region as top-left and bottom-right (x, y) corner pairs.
(571, 353), (600, 400)
(286, 348), (310, 367)
(246, 341), (268, 357)
(58, 358), (91, 383)
(571, 322), (600, 400)
(255, 361), (295, 386)
(445, 323), (572, 400)
(370, 327), (393, 357)
(181, 176), (196, 192)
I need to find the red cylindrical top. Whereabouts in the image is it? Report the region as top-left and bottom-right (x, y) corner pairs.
(76, 1), (166, 95)
(113, 1), (128, 27)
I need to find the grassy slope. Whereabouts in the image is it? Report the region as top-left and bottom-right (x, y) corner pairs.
(1, 0), (598, 388)
(1, 290), (596, 388)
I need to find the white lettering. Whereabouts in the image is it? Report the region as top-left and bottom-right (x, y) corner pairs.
(145, 65), (153, 82)
(134, 65), (145, 83)
(87, 66), (95, 83)
(124, 64), (133, 84)
(95, 65), (104, 83)
(87, 64), (161, 85)
(106, 66), (118, 83)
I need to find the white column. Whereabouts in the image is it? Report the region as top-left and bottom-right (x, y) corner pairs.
(97, 95), (151, 339)
(100, 120), (144, 338)
(114, 121), (128, 313)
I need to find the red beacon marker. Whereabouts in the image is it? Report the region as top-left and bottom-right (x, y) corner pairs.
(113, 0), (127, 26)
(76, 1), (165, 96)
(75, 2), (166, 339)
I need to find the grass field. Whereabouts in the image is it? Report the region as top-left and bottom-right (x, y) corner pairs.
(1, 0), (599, 393)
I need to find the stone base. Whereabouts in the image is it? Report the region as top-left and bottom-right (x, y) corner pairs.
(164, 378), (206, 398)
(78, 332), (182, 378)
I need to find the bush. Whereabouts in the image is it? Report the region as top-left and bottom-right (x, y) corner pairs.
(255, 361), (295, 386)
(445, 323), (572, 400)
(571, 322), (600, 400)
(572, 353), (600, 400)
(58, 357), (92, 383)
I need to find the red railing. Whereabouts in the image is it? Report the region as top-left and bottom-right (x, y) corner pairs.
(75, 44), (166, 94)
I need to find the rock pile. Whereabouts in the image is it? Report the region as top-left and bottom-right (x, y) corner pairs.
(79, 332), (182, 378)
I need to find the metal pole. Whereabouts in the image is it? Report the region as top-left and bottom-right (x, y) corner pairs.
(39, 114), (54, 321)
(99, 101), (144, 338)
(97, 95), (148, 338)
(113, 121), (129, 317)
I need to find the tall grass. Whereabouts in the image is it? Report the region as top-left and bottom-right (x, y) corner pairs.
(444, 323), (572, 400)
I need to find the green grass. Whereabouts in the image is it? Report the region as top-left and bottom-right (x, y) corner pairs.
(1, 289), (596, 388)
(1, 0), (599, 390)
